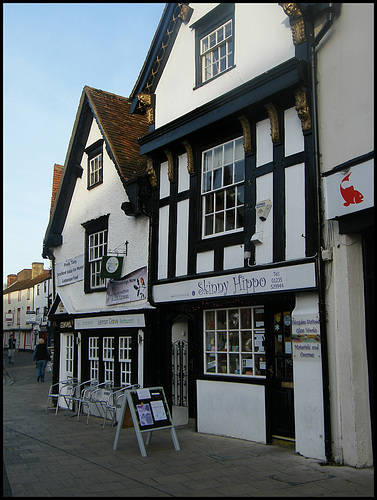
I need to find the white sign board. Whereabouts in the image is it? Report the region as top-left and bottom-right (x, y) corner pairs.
(56, 254), (84, 286)
(292, 313), (321, 360)
(323, 159), (374, 220)
(153, 262), (316, 303)
(74, 314), (145, 330)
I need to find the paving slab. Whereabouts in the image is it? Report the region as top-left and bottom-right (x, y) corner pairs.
(3, 351), (374, 497)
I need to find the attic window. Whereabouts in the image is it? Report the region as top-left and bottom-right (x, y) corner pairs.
(200, 20), (233, 83)
(87, 140), (104, 189)
(193, 3), (235, 87)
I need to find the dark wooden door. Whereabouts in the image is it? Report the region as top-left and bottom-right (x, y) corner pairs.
(269, 310), (295, 439)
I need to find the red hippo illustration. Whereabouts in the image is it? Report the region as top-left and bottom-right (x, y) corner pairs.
(340, 173), (364, 206)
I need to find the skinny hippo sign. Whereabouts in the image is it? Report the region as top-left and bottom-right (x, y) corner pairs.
(153, 262), (316, 303)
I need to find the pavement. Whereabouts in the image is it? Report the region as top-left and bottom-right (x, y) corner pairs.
(3, 351), (374, 497)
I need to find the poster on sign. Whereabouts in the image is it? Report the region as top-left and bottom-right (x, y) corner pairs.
(106, 266), (147, 305)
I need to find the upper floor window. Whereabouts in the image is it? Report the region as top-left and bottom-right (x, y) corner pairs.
(201, 137), (244, 238)
(86, 140), (104, 189)
(200, 20), (233, 83)
(18, 290), (21, 301)
(27, 287), (31, 300)
(194, 3), (235, 87)
(82, 214), (109, 292)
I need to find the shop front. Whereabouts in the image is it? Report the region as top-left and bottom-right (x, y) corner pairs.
(153, 260), (327, 461)
(49, 294), (157, 401)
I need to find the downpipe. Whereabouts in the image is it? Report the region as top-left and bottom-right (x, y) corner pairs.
(309, 4), (336, 463)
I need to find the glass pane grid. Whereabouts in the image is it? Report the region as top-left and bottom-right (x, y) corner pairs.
(200, 20), (233, 83)
(204, 307), (265, 378)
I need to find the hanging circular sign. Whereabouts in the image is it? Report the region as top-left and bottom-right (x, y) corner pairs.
(106, 256), (120, 274)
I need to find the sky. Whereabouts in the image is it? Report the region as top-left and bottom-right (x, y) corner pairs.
(3, 2), (165, 287)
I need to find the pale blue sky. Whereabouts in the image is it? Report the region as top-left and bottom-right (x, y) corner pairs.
(3, 2), (165, 286)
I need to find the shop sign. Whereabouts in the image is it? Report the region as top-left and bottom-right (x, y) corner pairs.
(5, 313), (13, 323)
(292, 313), (321, 360)
(153, 262), (316, 303)
(74, 313), (145, 330)
(323, 159), (374, 220)
(106, 267), (147, 306)
(26, 311), (37, 324)
(56, 255), (84, 287)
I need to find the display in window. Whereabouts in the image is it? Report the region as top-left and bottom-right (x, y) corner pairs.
(229, 331), (239, 351)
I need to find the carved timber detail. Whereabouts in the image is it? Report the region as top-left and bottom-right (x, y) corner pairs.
(264, 103), (280, 143)
(182, 140), (195, 174)
(137, 93), (154, 124)
(146, 157), (157, 188)
(279, 3), (306, 45)
(295, 89), (312, 132)
(164, 149), (174, 181)
(237, 115), (252, 154)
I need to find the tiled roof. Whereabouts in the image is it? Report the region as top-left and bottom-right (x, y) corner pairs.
(84, 86), (149, 179)
(3, 270), (51, 294)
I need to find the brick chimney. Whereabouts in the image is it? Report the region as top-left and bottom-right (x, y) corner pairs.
(50, 163), (64, 215)
(17, 269), (32, 281)
(7, 274), (17, 287)
(32, 262), (44, 279)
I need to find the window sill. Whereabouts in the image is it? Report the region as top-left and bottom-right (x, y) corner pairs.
(193, 65), (236, 91)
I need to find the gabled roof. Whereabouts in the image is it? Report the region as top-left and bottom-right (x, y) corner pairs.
(85, 86), (149, 179)
(43, 86), (149, 256)
(3, 270), (51, 294)
(130, 3), (192, 114)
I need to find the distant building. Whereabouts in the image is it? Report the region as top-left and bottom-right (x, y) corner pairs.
(3, 263), (52, 350)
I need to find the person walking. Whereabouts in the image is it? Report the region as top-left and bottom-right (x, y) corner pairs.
(33, 338), (50, 382)
(8, 334), (17, 364)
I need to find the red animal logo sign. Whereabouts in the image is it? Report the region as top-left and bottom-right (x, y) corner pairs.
(340, 173), (364, 207)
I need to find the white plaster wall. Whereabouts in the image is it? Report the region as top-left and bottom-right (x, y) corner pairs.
(256, 117), (273, 167)
(292, 292), (326, 461)
(255, 173), (273, 264)
(53, 118), (150, 313)
(176, 199), (189, 276)
(317, 3), (374, 172)
(197, 379), (266, 443)
(178, 153), (190, 193)
(157, 205), (169, 280)
(324, 228), (372, 467)
(284, 107), (304, 157)
(317, 3), (373, 467)
(285, 163), (305, 260)
(223, 244), (244, 270)
(155, 3), (294, 128)
(196, 250), (214, 273)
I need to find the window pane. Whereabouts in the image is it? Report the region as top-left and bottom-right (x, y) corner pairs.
(224, 142), (233, 164)
(224, 165), (233, 186)
(226, 209), (235, 231)
(205, 193), (214, 214)
(213, 146), (222, 168)
(225, 21), (232, 38)
(215, 212), (224, 233)
(209, 32), (216, 48)
(234, 160), (244, 183)
(213, 168), (222, 190)
(234, 138), (244, 160)
(204, 215), (213, 236)
(215, 191), (224, 211)
(226, 187), (235, 208)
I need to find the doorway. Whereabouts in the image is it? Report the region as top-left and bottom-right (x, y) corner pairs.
(269, 310), (295, 441)
(171, 319), (188, 426)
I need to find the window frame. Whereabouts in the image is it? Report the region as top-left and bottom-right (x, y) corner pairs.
(201, 136), (245, 239)
(194, 3), (235, 88)
(203, 306), (266, 379)
(86, 140), (104, 190)
(82, 214), (109, 293)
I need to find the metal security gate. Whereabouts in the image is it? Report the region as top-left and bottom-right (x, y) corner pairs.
(171, 339), (188, 408)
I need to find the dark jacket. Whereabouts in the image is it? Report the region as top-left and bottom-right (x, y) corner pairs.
(33, 344), (50, 362)
(8, 337), (16, 349)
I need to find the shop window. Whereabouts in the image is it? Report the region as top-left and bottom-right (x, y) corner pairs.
(103, 337), (114, 384)
(88, 337), (99, 381)
(119, 336), (132, 386)
(202, 137), (244, 238)
(204, 306), (266, 378)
